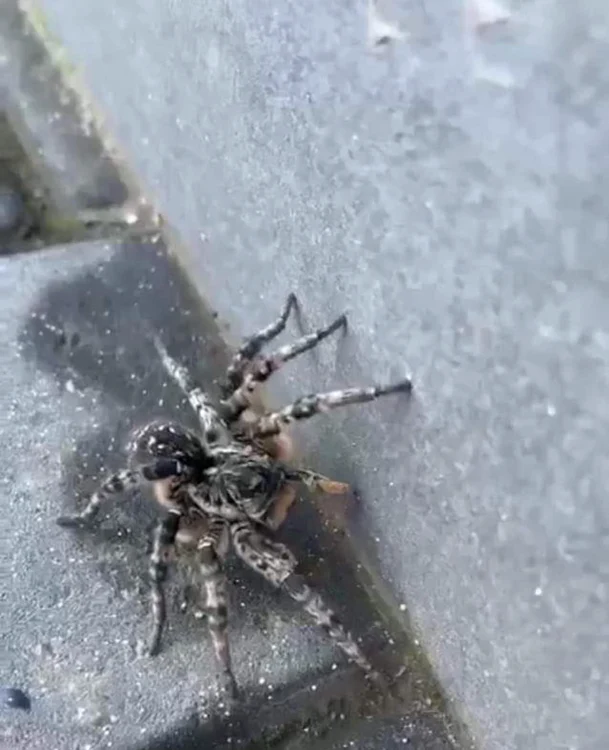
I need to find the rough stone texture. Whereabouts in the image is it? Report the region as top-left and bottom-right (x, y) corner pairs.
(0, 238), (401, 749)
(22, 1), (609, 748)
(0, 3), (129, 214)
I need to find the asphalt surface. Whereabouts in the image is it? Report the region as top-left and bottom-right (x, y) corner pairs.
(1, 238), (437, 749)
(29, 1), (609, 747)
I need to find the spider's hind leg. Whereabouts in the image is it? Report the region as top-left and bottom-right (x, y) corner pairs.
(223, 292), (297, 393)
(230, 520), (384, 686)
(147, 510), (181, 656)
(283, 572), (386, 687)
(196, 517), (238, 701)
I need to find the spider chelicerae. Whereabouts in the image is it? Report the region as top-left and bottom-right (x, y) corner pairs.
(57, 293), (413, 702)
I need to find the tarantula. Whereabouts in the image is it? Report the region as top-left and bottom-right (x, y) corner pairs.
(57, 293), (412, 701)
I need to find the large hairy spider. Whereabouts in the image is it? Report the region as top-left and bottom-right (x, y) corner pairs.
(57, 294), (412, 701)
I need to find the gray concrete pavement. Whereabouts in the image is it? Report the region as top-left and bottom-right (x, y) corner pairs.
(1, 238), (416, 749)
(12, 1), (609, 748)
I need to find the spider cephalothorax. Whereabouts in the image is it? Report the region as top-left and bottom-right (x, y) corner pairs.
(57, 293), (412, 702)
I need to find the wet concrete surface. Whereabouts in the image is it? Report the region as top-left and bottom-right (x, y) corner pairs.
(0, 238), (454, 749)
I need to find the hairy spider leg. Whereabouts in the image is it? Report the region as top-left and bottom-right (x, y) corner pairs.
(221, 313), (347, 423)
(224, 292), (298, 392)
(196, 517), (238, 700)
(148, 510), (181, 656)
(153, 335), (225, 443)
(250, 379), (413, 438)
(229, 520), (384, 685)
(56, 458), (186, 527)
(282, 573), (386, 686)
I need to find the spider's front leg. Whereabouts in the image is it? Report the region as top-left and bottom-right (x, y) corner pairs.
(152, 336), (226, 443)
(56, 458), (186, 528)
(147, 510), (181, 656)
(195, 517), (239, 702)
(221, 312), (347, 425)
(223, 292), (297, 393)
(249, 379), (413, 439)
(229, 520), (385, 687)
